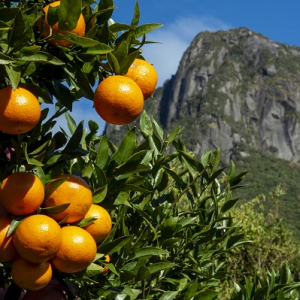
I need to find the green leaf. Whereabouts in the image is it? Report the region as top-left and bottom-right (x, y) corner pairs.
(22, 142), (44, 167)
(184, 279), (198, 300)
(7, 217), (25, 237)
(61, 121), (84, 154)
(76, 217), (97, 227)
(135, 23), (163, 38)
(47, 5), (59, 27)
(92, 185), (108, 203)
(57, 32), (102, 47)
(109, 23), (134, 32)
(107, 52), (120, 74)
(221, 199), (238, 214)
(132, 247), (169, 259)
(78, 43), (112, 54)
(114, 40), (128, 62)
(0, 53), (14, 64)
(131, 0), (140, 26)
(95, 135), (109, 170)
(65, 112), (77, 135)
(114, 191), (130, 205)
(58, 0), (82, 30)
(9, 10), (25, 47)
(119, 50), (138, 75)
(148, 262), (176, 274)
(98, 235), (132, 255)
(136, 266), (150, 281)
(19, 52), (65, 65)
(112, 128), (136, 164)
(0, 20), (11, 31)
(84, 262), (104, 277)
(158, 291), (178, 300)
(63, 62), (94, 100)
(162, 217), (178, 239)
(140, 110), (153, 136)
(82, 161), (93, 179)
(194, 291), (218, 300)
(152, 117), (164, 140)
(41, 203), (70, 214)
(5, 65), (20, 90)
(44, 177), (69, 201)
(94, 166), (107, 188)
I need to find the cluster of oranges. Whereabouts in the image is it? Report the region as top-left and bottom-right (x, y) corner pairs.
(0, 1), (158, 136)
(0, 172), (112, 296)
(93, 59), (158, 125)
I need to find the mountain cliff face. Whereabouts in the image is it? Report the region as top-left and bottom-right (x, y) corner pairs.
(106, 27), (300, 163)
(158, 27), (300, 162)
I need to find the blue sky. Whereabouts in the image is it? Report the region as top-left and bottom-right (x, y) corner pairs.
(49, 0), (300, 134)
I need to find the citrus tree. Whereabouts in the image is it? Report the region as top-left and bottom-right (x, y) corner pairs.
(0, 0), (300, 300)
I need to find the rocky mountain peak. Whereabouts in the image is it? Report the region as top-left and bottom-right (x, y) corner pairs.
(156, 27), (300, 162)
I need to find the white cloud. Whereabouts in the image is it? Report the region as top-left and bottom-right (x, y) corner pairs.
(143, 16), (231, 87)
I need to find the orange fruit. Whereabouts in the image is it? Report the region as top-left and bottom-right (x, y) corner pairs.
(0, 172), (44, 216)
(11, 257), (52, 291)
(0, 87), (41, 135)
(124, 58), (158, 100)
(43, 174), (92, 223)
(93, 75), (144, 125)
(102, 254), (110, 275)
(0, 217), (18, 262)
(39, 1), (86, 47)
(22, 280), (66, 300)
(51, 226), (97, 273)
(13, 214), (62, 263)
(82, 204), (112, 243)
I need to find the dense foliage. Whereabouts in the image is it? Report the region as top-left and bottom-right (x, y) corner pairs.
(0, 0), (300, 299)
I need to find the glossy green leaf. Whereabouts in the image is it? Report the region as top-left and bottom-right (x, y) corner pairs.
(131, 0), (140, 26)
(132, 247), (169, 259)
(5, 65), (20, 90)
(98, 235), (132, 255)
(58, 0), (82, 30)
(44, 177), (69, 201)
(78, 43), (112, 54)
(140, 110), (153, 136)
(0, 53), (14, 64)
(112, 127), (136, 164)
(92, 185), (107, 203)
(41, 203), (70, 215)
(135, 23), (163, 38)
(6, 217), (25, 237)
(148, 262), (176, 274)
(19, 52), (64, 65)
(61, 121), (84, 154)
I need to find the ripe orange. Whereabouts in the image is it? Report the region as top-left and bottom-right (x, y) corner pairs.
(93, 75), (144, 125)
(22, 280), (66, 300)
(39, 1), (86, 47)
(13, 214), (62, 263)
(51, 226), (97, 273)
(0, 87), (41, 135)
(0, 172), (44, 216)
(124, 58), (158, 100)
(102, 254), (110, 275)
(0, 217), (18, 262)
(43, 174), (92, 223)
(82, 204), (112, 243)
(11, 257), (52, 291)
